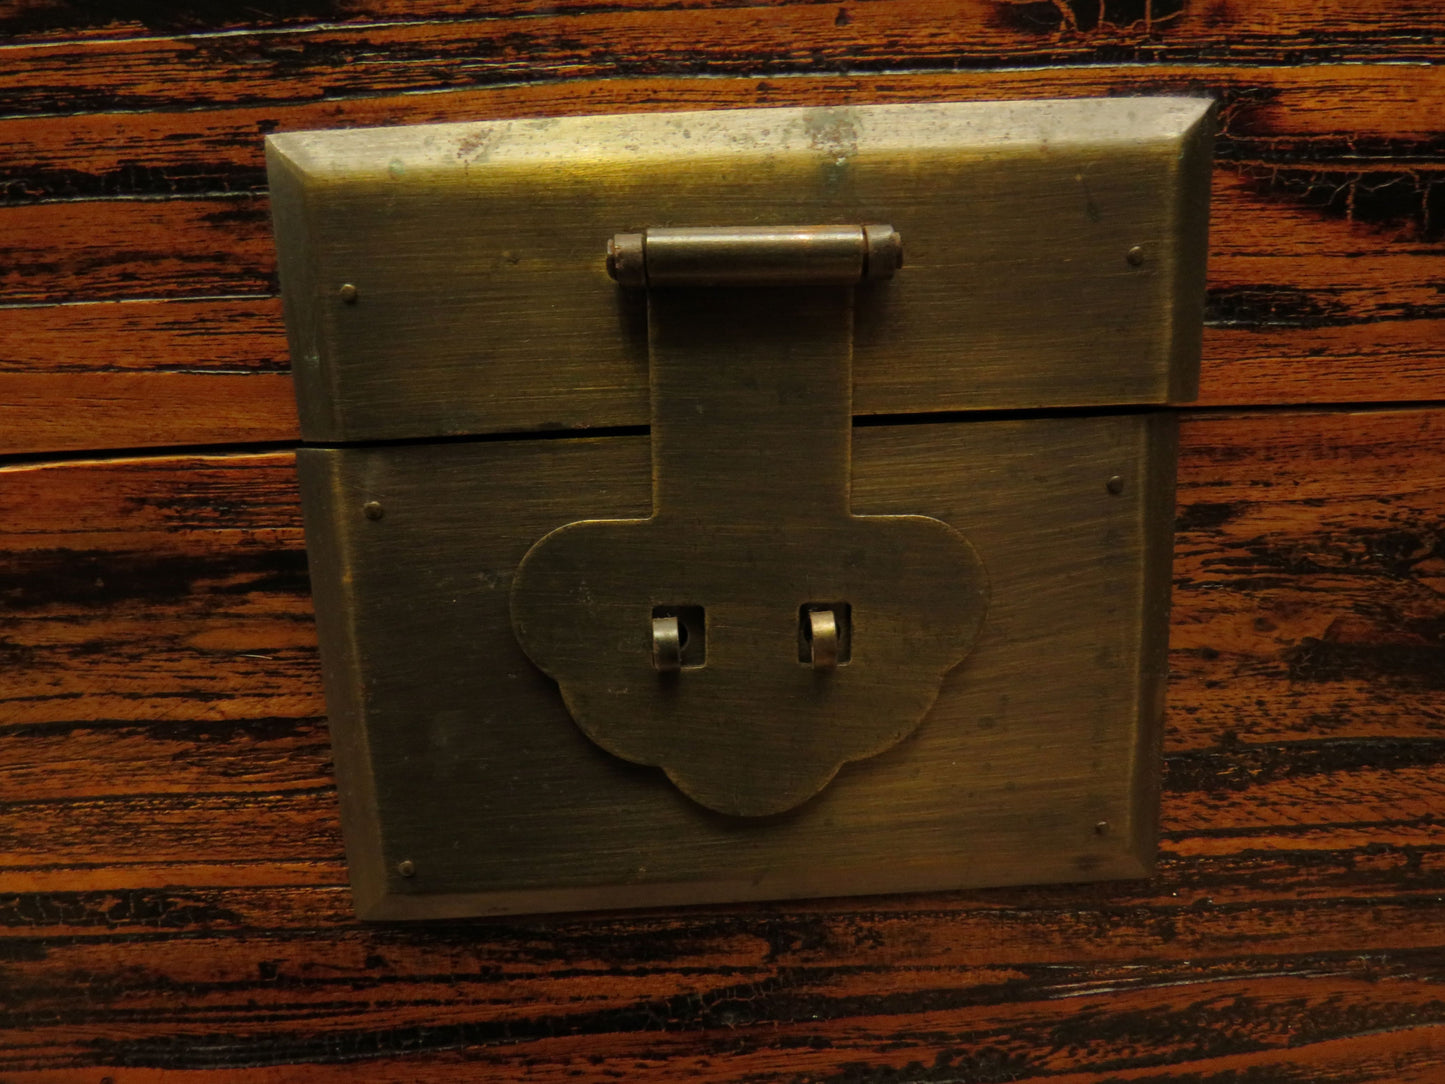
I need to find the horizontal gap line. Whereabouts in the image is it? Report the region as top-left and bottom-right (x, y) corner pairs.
(0, 716), (325, 733)
(5, 399), (1445, 466)
(0, 292), (275, 312)
(0, 784), (336, 809)
(0, 191), (265, 208)
(1178, 396), (1445, 417)
(271, 399), (1445, 444)
(0, 439), (299, 469)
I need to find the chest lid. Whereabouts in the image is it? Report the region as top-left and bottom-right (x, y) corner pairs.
(267, 97), (1213, 444)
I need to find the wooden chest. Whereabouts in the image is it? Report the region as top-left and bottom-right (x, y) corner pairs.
(3, 3), (1443, 1080)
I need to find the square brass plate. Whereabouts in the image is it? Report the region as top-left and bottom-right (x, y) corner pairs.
(268, 98), (1213, 443)
(272, 99), (1210, 918)
(299, 414), (1175, 919)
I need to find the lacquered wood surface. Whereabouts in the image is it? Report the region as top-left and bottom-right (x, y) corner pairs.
(3, 1), (1444, 1078)
(3, 410), (1444, 1078)
(2, 61), (1444, 452)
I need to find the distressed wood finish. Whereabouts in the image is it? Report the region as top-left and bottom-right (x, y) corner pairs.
(3, 409), (1444, 1078)
(3, 0), (1445, 1079)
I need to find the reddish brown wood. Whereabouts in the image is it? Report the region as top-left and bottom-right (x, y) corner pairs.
(7, 66), (1440, 196)
(0, 298), (295, 451)
(4, 0), (1440, 48)
(3, 59), (1442, 453)
(3, 3), (1444, 1078)
(2, 0), (1443, 108)
(7, 148), (1441, 313)
(1, 409), (1442, 1078)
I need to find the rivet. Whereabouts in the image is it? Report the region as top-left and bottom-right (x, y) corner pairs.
(339, 283), (359, 304)
(397, 859), (416, 877)
(1126, 246), (1145, 267)
(363, 500), (385, 520)
(1094, 821), (1109, 836)
(1106, 475), (1124, 495)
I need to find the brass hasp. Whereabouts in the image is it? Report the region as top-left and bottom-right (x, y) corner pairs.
(510, 225), (989, 817)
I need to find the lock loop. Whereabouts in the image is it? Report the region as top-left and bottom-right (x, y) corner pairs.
(607, 225), (901, 288)
(652, 615), (683, 672)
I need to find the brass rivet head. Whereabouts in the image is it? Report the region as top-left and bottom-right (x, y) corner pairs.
(363, 500), (385, 520)
(339, 283), (359, 304)
(1106, 475), (1124, 495)
(396, 859), (416, 877)
(1126, 246), (1145, 267)
(1094, 821), (1109, 836)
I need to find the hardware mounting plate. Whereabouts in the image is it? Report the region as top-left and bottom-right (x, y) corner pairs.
(272, 99), (1211, 918)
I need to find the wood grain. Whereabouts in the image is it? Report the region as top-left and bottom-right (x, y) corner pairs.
(2, 0), (1442, 50)
(7, 66), (1441, 203)
(5, 1), (1445, 1078)
(2, 0), (1443, 108)
(1, 408), (1443, 1078)
(26, 170), (1419, 310)
(3, 64), (1444, 451)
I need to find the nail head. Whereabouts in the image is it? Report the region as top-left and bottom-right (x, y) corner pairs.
(1106, 475), (1124, 495)
(397, 859), (416, 877)
(339, 283), (359, 303)
(363, 500), (385, 520)
(1126, 246), (1145, 267)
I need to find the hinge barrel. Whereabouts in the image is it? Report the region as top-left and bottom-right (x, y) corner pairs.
(607, 225), (902, 288)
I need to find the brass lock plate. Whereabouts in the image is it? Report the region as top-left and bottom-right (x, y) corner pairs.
(270, 99), (1212, 918)
(511, 239), (991, 818)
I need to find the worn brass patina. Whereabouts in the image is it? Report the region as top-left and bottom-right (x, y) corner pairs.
(269, 97), (1213, 918)
(511, 225), (988, 817)
(605, 224), (903, 286)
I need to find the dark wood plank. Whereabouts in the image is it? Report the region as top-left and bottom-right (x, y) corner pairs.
(2, 0), (1443, 112)
(1, 409), (1441, 887)
(0, 299), (298, 452)
(1, 170), (1441, 445)
(8, 102), (1440, 311)
(1, 894), (1444, 1078)
(7, 66), (1441, 205)
(2, 0), (1441, 51)
(3, 2), (1444, 1074)
(1170, 408), (1445, 752)
(2, 68), (1441, 452)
